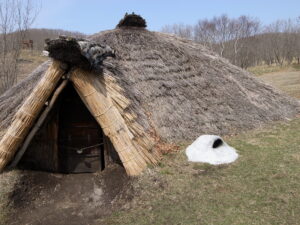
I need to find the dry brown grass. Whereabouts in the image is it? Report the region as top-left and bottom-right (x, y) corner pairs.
(259, 70), (300, 99)
(17, 50), (47, 82)
(248, 63), (300, 76)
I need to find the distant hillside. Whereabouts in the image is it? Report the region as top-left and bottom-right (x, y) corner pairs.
(227, 32), (300, 68)
(25, 28), (86, 50)
(161, 15), (300, 68)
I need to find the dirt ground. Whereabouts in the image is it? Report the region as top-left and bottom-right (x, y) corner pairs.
(5, 164), (133, 225)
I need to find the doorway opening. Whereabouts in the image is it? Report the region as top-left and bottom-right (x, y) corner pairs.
(19, 83), (121, 173)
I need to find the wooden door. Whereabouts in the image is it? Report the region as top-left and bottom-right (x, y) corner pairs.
(58, 84), (104, 173)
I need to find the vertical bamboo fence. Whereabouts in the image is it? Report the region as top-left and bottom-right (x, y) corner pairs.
(0, 61), (65, 171)
(70, 68), (152, 176)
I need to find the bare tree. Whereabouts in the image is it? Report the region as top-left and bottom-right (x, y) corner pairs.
(194, 18), (220, 51)
(213, 14), (233, 57)
(161, 15), (300, 68)
(0, 0), (39, 94)
(264, 20), (290, 65)
(230, 16), (260, 65)
(161, 23), (193, 40)
(194, 15), (234, 57)
(294, 17), (300, 64)
(194, 15), (260, 66)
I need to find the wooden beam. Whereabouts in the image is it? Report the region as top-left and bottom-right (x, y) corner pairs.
(8, 79), (68, 169)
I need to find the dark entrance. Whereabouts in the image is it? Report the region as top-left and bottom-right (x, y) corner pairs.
(19, 83), (120, 173)
(58, 84), (105, 173)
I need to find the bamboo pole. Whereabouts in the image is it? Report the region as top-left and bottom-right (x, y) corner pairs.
(70, 69), (151, 176)
(0, 61), (65, 171)
(8, 79), (69, 169)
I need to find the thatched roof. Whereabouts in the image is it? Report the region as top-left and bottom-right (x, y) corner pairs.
(0, 25), (299, 175)
(0, 61), (51, 137)
(90, 28), (300, 140)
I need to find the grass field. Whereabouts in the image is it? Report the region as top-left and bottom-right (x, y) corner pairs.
(249, 63), (300, 99)
(248, 63), (300, 76)
(98, 66), (300, 225)
(258, 70), (300, 99)
(98, 115), (300, 225)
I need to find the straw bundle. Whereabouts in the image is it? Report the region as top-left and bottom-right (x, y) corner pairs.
(101, 70), (160, 165)
(0, 61), (65, 171)
(70, 68), (157, 176)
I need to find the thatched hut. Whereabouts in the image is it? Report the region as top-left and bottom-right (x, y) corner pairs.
(0, 14), (299, 176)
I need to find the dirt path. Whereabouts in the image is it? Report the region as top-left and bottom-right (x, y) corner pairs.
(6, 164), (133, 225)
(258, 70), (300, 99)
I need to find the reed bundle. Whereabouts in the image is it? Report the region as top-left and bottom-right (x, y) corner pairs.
(70, 68), (158, 176)
(0, 61), (65, 171)
(101, 70), (160, 165)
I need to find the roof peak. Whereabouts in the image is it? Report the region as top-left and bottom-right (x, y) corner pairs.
(116, 13), (147, 29)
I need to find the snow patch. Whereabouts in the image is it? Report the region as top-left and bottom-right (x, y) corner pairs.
(186, 135), (238, 165)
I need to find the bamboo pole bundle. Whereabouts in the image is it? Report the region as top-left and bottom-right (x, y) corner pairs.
(101, 71), (160, 164)
(70, 69), (157, 176)
(0, 61), (65, 171)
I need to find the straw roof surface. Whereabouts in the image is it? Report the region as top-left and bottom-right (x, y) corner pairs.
(0, 26), (299, 171)
(1, 28), (300, 143)
(90, 28), (300, 141)
(0, 61), (51, 139)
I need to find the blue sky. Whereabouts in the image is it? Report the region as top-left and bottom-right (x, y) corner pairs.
(33, 0), (300, 34)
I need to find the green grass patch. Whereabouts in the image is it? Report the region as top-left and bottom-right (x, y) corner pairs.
(100, 117), (300, 225)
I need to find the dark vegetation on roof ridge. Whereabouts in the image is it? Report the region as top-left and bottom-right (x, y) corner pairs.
(44, 36), (115, 72)
(116, 13), (147, 28)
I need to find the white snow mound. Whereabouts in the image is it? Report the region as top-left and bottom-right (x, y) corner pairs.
(186, 135), (238, 165)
